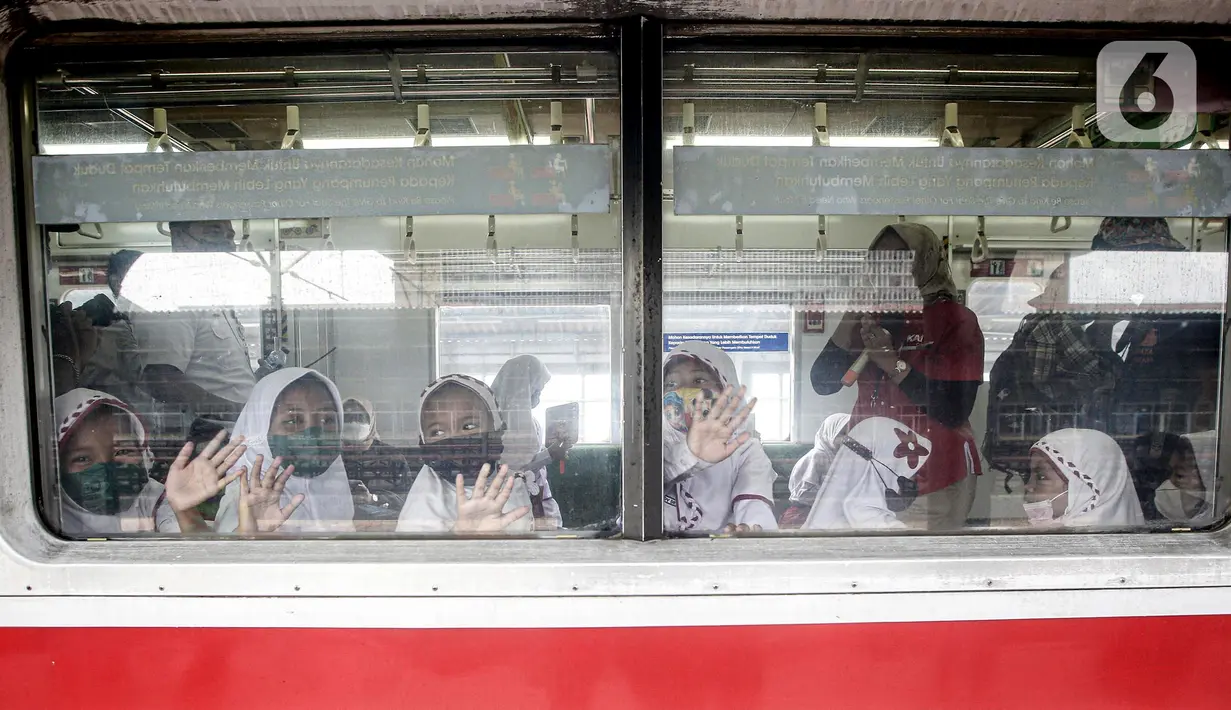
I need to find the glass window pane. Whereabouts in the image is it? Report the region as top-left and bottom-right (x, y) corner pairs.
(662, 43), (1231, 536)
(35, 46), (622, 538)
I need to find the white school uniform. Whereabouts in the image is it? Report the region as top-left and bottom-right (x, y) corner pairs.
(214, 368), (354, 533)
(490, 355), (563, 527)
(803, 417), (930, 530)
(53, 388), (180, 535)
(662, 342), (778, 533)
(396, 374), (535, 534)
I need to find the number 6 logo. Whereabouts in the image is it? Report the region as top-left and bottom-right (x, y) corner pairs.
(1096, 41), (1197, 145)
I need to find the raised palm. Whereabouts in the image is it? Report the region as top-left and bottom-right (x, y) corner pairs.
(164, 431), (246, 513)
(686, 385), (757, 464)
(238, 454), (304, 533)
(453, 464), (529, 533)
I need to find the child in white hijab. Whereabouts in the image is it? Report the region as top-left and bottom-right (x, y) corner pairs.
(802, 417), (932, 530)
(396, 374), (533, 534)
(54, 388), (181, 535)
(781, 413), (851, 527)
(1024, 429), (1145, 528)
(214, 368), (354, 533)
(490, 355), (564, 529)
(662, 341), (777, 533)
(1154, 430), (1219, 527)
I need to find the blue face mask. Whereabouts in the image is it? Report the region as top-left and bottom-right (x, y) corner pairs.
(267, 427), (341, 479)
(62, 461), (148, 515)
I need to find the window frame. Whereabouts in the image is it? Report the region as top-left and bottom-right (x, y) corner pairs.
(3, 19), (1231, 604)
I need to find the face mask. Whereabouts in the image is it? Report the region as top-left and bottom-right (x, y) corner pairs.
(663, 387), (716, 433)
(342, 422), (372, 443)
(267, 427), (341, 479)
(423, 432), (505, 485)
(1154, 480), (1208, 522)
(62, 461), (148, 516)
(1023, 490), (1066, 527)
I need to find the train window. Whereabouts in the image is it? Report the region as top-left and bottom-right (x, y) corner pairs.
(31, 46), (623, 537)
(437, 304), (617, 443)
(663, 43), (1231, 536)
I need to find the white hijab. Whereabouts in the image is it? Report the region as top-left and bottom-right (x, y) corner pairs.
(662, 341), (777, 532)
(396, 374), (533, 533)
(490, 355), (551, 473)
(1155, 430), (1219, 526)
(803, 416), (931, 530)
(214, 367), (354, 533)
(788, 413), (851, 505)
(1032, 429), (1145, 528)
(53, 388), (177, 535)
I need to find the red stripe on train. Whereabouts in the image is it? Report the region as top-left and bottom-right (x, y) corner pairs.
(1, 616), (1226, 709)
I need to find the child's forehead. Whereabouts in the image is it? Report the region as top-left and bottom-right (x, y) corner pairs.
(275, 379), (336, 410)
(666, 356), (719, 379)
(423, 384), (488, 412)
(67, 406), (136, 445)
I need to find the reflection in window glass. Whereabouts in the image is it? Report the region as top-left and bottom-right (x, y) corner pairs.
(437, 305), (615, 444)
(35, 47), (622, 537)
(663, 46), (1231, 536)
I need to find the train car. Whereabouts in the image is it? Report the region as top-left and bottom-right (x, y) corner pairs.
(1, 1), (1230, 708)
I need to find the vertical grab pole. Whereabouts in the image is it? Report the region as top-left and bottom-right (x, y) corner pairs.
(814, 102), (829, 258)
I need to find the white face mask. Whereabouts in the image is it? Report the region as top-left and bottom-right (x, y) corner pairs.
(1023, 490), (1066, 527)
(342, 422), (372, 443)
(1154, 480), (1207, 522)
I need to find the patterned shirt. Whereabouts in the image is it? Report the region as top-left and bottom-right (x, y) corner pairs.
(1022, 313), (1114, 401)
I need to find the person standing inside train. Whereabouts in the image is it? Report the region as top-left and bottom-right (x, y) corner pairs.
(131, 220), (255, 431)
(490, 355), (568, 530)
(662, 341), (776, 534)
(810, 223), (984, 531)
(214, 367), (354, 533)
(396, 374), (533, 534)
(1023, 428), (1145, 528)
(77, 249), (152, 416)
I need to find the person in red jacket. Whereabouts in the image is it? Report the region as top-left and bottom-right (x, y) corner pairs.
(810, 223), (984, 530)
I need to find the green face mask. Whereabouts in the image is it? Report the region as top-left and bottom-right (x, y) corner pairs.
(267, 427), (341, 479)
(62, 461), (148, 516)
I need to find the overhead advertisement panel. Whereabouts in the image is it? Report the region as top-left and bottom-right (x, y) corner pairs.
(33, 145), (612, 224)
(673, 147), (1231, 218)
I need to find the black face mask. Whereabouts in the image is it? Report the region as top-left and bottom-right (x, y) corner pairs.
(422, 432), (505, 486)
(62, 461), (148, 516)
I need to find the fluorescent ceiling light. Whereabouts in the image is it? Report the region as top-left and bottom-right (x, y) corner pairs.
(304, 135), (556, 149)
(665, 135), (940, 148)
(829, 136), (941, 148)
(41, 143), (181, 155)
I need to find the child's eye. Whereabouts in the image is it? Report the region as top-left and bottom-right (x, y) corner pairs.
(462, 422), (478, 432)
(428, 428), (444, 439)
(72, 455), (92, 466)
(114, 448), (139, 458)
